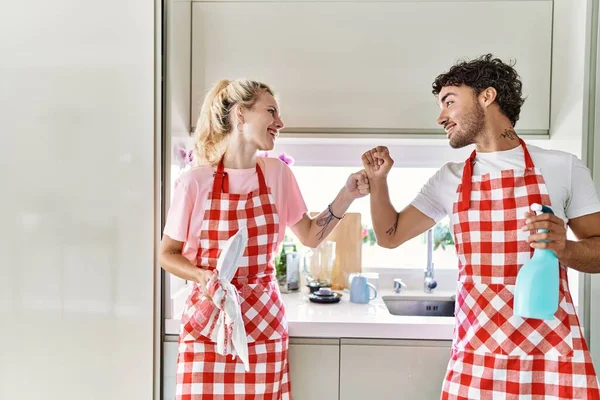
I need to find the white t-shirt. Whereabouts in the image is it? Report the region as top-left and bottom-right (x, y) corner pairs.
(411, 144), (600, 227)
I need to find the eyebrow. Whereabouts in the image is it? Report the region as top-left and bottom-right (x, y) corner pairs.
(440, 92), (456, 104)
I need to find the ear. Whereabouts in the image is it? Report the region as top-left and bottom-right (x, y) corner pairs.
(233, 104), (245, 125)
(479, 87), (497, 108)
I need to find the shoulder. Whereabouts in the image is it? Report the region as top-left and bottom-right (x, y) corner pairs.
(260, 156), (289, 170)
(527, 144), (577, 166)
(173, 165), (214, 195)
(259, 156), (294, 178)
(434, 161), (464, 181)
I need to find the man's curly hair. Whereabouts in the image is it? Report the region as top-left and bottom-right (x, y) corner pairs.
(431, 54), (525, 127)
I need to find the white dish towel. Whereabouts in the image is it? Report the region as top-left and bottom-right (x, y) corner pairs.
(199, 226), (250, 371)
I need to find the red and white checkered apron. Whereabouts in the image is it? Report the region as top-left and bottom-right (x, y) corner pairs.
(176, 159), (291, 400)
(441, 139), (600, 400)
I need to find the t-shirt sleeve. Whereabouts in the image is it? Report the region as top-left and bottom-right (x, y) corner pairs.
(163, 177), (195, 242)
(410, 165), (450, 223)
(281, 163), (308, 227)
(566, 155), (600, 220)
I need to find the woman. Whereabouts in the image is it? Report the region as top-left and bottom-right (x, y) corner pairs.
(159, 78), (369, 399)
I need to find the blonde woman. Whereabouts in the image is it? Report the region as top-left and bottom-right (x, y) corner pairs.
(159, 79), (369, 399)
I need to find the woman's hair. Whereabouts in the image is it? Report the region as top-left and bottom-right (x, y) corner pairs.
(432, 54), (525, 127)
(193, 79), (275, 166)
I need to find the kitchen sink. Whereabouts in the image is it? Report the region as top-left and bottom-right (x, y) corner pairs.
(383, 295), (456, 317)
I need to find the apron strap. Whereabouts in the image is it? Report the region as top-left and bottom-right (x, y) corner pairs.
(212, 157), (230, 194)
(212, 157), (269, 195)
(520, 138), (535, 170)
(458, 150), (477, 212)
(458, 138), (533, 212)
(256, 160), (268, 192)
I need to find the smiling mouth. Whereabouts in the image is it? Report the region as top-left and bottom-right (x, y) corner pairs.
(268, 129), (278, 139)
(445, 123), (456, 137)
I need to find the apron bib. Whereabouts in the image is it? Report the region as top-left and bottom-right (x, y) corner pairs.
(441, 140), (600, 399)
(176, 159), (291, 400)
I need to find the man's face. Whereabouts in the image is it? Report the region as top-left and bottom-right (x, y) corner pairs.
(436, 85), (485, 149)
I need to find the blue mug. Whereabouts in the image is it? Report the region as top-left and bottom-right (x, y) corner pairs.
(349, 275), (378, 304)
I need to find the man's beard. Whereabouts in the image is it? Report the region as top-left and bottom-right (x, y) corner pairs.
(449, 103), (486, 149)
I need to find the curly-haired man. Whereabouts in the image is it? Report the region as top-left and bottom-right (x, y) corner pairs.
(362, 54), (600, 399)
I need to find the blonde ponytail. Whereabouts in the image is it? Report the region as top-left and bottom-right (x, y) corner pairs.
(193, 78), (275, 166)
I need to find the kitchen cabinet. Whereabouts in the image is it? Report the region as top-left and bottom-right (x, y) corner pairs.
(167, 0), (192, 138)
(163, 336), (450, 399)
(339, 338), (452, 400)
(163, 340), (178, 400)
(288, 338), (340, 400)
(191, 1), (552, 134)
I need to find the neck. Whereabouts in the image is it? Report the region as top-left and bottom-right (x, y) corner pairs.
(475, 124), (521, 153)
(221, 140), (257, 169)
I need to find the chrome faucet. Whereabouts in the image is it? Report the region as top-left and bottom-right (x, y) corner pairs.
(424, 229), (437, 293)
(393, 278), (407, 293)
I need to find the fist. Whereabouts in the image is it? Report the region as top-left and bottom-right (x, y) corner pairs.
(345, 170), (370, 199)
(362, 146), (394, 179)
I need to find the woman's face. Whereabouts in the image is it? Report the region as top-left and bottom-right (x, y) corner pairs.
(239, 92), (284, 151)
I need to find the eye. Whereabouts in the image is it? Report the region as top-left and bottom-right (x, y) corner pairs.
(268, 108), (276, 115)
(446, 101), (454, 107)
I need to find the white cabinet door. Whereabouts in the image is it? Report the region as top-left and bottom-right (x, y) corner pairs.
(289, 338), (340, 400)
(167, 0), (192, 138)
(339, 339), (452, 400)
(163, 340), (179, 400)
(191, 1), (552, 133)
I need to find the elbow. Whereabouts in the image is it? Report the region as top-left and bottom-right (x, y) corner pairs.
(294, 231), (319, 248)
(376, 235), (403, 249)
(158, 251), (177, 274)
(299, 237), (319, 249)
(158, 253), (169, 272)
(377, 240), (395, 249)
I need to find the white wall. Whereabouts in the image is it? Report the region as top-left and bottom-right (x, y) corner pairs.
(0, 2), (157, 400)
(548, 0), (589, 157)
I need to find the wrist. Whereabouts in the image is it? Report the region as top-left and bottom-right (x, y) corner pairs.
(558, 240), (576, 262)
(340, 185), (355, 204)
(369, 175), (388, 185)
(330, 189), (352, 219)
(193, 267), (206, 283)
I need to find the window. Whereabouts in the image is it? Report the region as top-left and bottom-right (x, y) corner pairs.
(163, 143), (582, 325)
(291, 165), (458, 270)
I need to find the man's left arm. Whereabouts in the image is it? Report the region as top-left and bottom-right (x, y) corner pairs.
(523, 211), (600, 273)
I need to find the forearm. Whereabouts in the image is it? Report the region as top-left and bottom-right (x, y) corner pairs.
(301, 187), (354, 248)
(560, 237), (600, 273)
(159, 252), (202, 282)
(369, 178), (399, 248)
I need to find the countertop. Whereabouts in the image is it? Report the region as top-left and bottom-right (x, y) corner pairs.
(165, 288), (457, 341)
(281, 288), (456, 340)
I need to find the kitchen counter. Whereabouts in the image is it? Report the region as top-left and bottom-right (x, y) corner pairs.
(165, 288), (457, 340)
(282, 288), (456, 340)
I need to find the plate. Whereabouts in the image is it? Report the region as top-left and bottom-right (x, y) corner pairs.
(308, 292), (342, 304)
(314, 289), (335, 297)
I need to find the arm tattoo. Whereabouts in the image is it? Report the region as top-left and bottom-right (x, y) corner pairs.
(500, 128), (518, 141)
(386, 212), (400, 235)
(316, 212), (335, 240)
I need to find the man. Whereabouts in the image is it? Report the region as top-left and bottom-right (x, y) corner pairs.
(362, 54), (600, 399)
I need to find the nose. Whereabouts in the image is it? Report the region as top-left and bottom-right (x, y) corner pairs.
(275, 116), (284, 130)
(437, 110), (448, 127)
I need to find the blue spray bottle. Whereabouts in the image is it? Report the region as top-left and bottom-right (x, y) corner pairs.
(513, 203), (559, 320)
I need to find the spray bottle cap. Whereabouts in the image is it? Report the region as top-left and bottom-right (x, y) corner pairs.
(530, 203), (555, 215)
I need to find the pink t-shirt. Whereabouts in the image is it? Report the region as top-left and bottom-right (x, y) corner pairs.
(163, 157), (308, 263)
